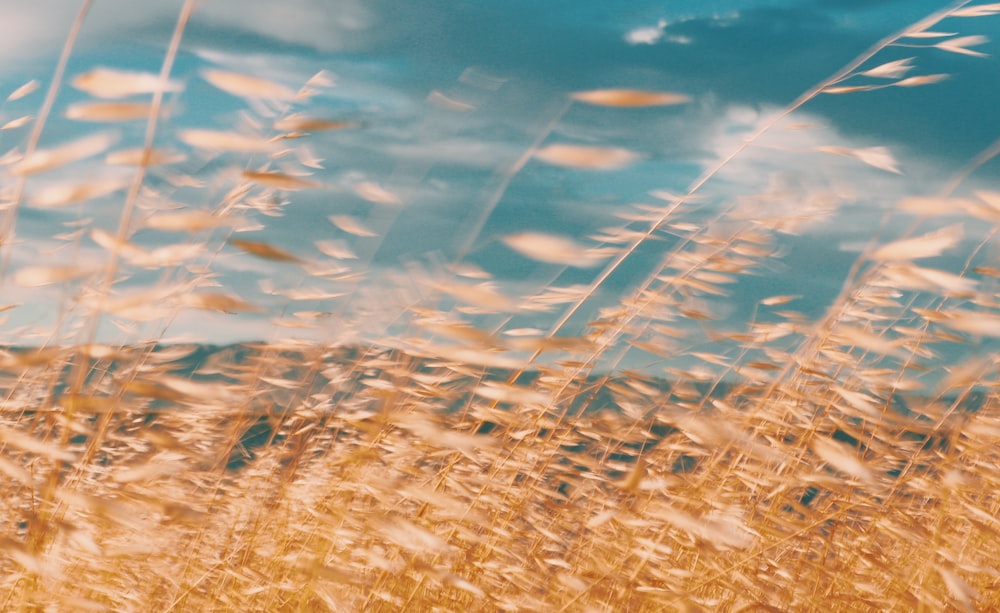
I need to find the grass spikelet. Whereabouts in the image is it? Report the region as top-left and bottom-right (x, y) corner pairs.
(0, 455), (33, 486)
(14, 264), (94, 286)
(759, 294), (801, 306)
(427, 89), (475, 111)
(879, 263), (977, 295)
(200, 68), (296, 100)
(144, 209), (231, 231)
(2, 116), (33, 130)
(374, 517), (452, 556)
(0, 426), (78, 462)
(892, 73), (950, 87)
(830, 325), (905, 357)
(273, 114), (353, 132)
(314, 239), (359, 259)
(571, 88), (691, 107)
(127, 242), (198, 275)
(938, 309), (1000, 337)
(859, 57), (917, 79)
(502, 231), (614, 266)
(897, 195), (974, 216)
(11, 131), (117, 175)
(812, 435), (875, 483)
(534, 143), (640, 169)
(65, 101), (159, 122)
(473, 381), (551, 406)
(7, 79), (40, 101)
(353, 181), (404, 206)
(870, 224), (963, 260)
(241, 170), (319, 190)
(105, 147), (186, 166)
(228, 238), (303, 262)
(71, 67), (183, 98)
(29, 176), (127, 208)
(936, 566), (981, 611)
(814, 145), (902, 173)
(328, 214), (378, 237)
(178, 128), (274, 152)
(432, 279), (516, 311)
(935, 34), (989, 57)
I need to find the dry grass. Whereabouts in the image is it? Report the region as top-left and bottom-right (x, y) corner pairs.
(1, 1), (1000, 611)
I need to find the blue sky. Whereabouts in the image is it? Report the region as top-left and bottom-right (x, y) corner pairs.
(0, 0), (998, 376)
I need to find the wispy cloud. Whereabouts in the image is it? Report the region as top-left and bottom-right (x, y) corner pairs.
(0, 0), (378, 67)
(625, 20), (668, 46)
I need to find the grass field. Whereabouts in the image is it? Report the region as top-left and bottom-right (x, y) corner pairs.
(1, 1), (1000, 610)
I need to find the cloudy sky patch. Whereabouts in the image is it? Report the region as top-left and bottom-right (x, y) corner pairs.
(0, 0), (997, 375)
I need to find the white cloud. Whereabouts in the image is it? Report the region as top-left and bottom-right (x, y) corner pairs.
(0, 1), (175, 66)
(192, 0), (376, 53)
(0, 0), (378, 71)
(624, 11), (743, 47)
(625, 20), (667, 45)
(689, 103), (930, 234)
